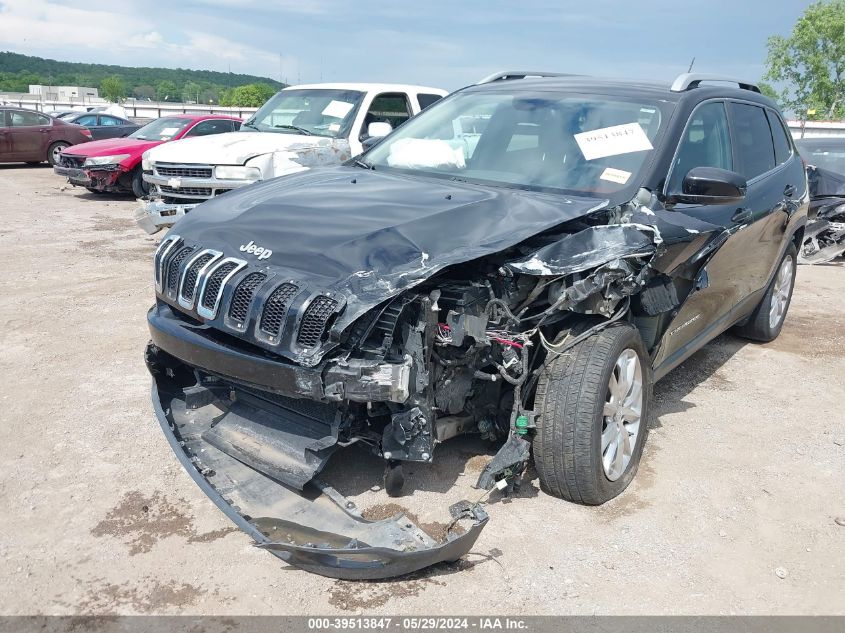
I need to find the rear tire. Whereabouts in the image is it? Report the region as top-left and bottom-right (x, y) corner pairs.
(131, 167), (149, 198)
(47, 142), (69, 167)
(533, 323), (651, 505)
(733, 244), (797, 342)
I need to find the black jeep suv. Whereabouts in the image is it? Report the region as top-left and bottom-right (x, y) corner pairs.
(145, 71), (807, 579)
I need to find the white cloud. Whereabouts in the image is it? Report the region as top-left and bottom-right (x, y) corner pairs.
(0, 0), (293, 78)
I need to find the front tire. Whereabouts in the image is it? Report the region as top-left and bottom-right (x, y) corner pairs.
(131, 167), (149, 198)
(47, 142), (69, 167)
(733, 244), (797, 342)
(533, 323), (651, 505)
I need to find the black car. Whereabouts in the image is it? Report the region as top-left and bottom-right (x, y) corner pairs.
(62, 111), (139, 140)
(144, 71), (807, 579)
(794, 137), (845, 263)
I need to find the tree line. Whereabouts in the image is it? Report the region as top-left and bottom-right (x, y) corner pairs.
(0, 51), (284, 107)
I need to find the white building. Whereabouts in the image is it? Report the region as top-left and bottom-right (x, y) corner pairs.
(28, 85), (100, 102)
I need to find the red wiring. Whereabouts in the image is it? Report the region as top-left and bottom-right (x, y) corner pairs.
(438, 323), (524, 349)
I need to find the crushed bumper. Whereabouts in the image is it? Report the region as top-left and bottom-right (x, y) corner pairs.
(135, 199), (195, 234)
(53, 165), (90, 186)
(150, 371), (489, 580)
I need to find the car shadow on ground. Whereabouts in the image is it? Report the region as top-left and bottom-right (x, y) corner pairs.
(650, 332), (748, 427)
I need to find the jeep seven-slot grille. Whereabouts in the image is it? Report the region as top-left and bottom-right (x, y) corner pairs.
(181, 253), (215, 301)
(259, 283), (299, 337)
(200, 262), (238, 311)
(166, 246), (195, 293)
(156, 165), (213, 178)
(297, 296), (338, 348)
(228, 272), (267, 322)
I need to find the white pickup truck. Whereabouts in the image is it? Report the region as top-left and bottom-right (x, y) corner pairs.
(135, 82), (447, 233)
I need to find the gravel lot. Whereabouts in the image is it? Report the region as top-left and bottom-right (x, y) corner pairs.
(1, 165), (843, 616)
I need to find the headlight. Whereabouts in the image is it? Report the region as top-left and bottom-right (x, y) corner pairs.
(84, 154), (131, 166)
(214, 165), (261, 180)
(142, 152), (151, 171)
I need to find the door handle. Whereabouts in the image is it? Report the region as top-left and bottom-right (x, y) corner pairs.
(784, 184), (796, 198)
(732, 207), (752, 223)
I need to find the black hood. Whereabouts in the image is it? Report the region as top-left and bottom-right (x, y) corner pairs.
(169, 166), (608, 326)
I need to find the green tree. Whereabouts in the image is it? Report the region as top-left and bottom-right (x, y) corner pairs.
(765, 0), (845, 120)
(155, 80), (178, 102)
(132, 84), (156, 100)
(220, 82), (277, 107)
(100, 75), (125, 102)
(182, 81), (203, 103)
(758, 81), (779, 102)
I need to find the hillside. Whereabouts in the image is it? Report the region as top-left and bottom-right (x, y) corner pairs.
(0, 51), (284, 105)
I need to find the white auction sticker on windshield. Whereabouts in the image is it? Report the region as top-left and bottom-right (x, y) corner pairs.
(600, 167), (632, 184)
(159, 127), (179, 136)
(574, 122), (653, 160)
(322, 100), (354, 119)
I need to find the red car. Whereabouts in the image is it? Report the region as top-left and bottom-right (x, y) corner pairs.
(1, 106), (93, 165)
(54, 114), (241, 196)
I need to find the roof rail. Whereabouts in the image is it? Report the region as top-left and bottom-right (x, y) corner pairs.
(476, 70), (573, 85)
(670, 73), (760, 93)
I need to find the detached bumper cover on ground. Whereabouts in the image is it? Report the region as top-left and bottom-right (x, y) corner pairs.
(150, 371), (488, 580)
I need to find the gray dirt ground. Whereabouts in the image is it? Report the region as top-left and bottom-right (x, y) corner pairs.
(0, 165), (843, 615)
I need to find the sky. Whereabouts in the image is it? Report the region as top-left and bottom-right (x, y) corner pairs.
(0, 0), (812, 91)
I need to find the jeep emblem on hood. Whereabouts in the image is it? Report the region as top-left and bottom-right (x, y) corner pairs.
(239, 240), (272, 260)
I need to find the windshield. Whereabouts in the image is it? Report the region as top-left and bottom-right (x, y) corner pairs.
(364, 90), (669, 196)
(242, 88), (365, 138)
(130, 117), (192, 141)
(796, 140), (845, 175)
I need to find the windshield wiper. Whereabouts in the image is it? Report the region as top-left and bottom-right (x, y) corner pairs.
(241, 120), (260, 131)
(274, 124), (312, 135)
(353, 159), (374, 170)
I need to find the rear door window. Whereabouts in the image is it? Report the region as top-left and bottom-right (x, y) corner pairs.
(729, 102), (776, 180)
(766, 110), (792, 165)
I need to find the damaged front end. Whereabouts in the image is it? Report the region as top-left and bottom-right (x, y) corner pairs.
(144, 162), (730, 578)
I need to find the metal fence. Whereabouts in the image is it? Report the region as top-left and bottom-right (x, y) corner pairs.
(1, 97), (259, 120)
(4, 96), (845, 138)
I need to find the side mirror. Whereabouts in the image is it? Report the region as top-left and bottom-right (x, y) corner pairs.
(367, 121), (392, 138)
(361, 136), (383, 151)
(675, 166), (747, 205)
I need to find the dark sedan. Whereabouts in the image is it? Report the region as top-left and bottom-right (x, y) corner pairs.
(0, 107), (92, 165)
(62, 111), (140, 140)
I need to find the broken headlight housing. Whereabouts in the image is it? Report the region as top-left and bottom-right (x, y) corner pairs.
(84, 154), (130, 167)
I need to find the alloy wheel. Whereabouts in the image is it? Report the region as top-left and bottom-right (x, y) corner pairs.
(601, 348), (643, 481)
(768, 256), (794, 330)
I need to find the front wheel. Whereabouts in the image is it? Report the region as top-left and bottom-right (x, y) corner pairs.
(533, 323), (651, 505)
(47, 142), (70, 166)
(131, 167), (149, 198)
(733, 244), (797, 342)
